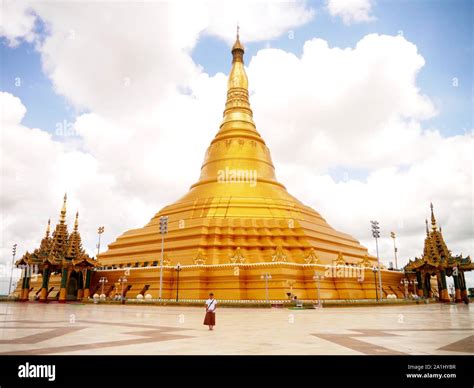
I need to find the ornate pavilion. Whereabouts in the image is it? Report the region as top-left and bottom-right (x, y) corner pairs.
(404, 204), (472, 302)
(15, 194), (98, 302)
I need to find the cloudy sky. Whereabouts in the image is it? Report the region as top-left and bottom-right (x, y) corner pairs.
(0, 0), (472, 294)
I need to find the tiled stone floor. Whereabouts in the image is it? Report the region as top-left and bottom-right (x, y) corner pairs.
(0, 302), (472, 355)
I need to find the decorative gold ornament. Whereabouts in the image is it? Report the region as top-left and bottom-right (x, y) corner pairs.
(162, 253), (171, 266)
(193, 250), (207, 266)
(272, 245), (287, 262)
(334, 252), (346, 266)
(359, 254), (372, 268)
(230, 247), (246, 263)
(304, 248), (319, 264)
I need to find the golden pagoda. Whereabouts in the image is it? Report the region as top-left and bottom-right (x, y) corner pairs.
(94, 31), (405, 301)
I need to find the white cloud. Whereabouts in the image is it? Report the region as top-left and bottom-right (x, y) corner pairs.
(249, 34), (436, 171)
(204, 0), (315, 43)
(14, 0), (313, 116)
(326, 0), (375, 25)
(0, 0), (37, 46)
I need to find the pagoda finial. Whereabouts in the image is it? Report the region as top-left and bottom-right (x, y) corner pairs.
(59, 193), (67, 223)
(430, 202), (437, 230)
(231, 25), (244, 64)
(46, 218), (51, 237)
(425, 219), (429, 236)
(211, 26), (253, 144)
(74, 211), (79, 230)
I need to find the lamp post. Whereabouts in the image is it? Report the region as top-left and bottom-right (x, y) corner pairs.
(286, 279), (295, 299)
(313, 272), (322, 308)
(99, 276), (108, 297)
(390, 231), (398, 270)
(8, 243), (18, 296)
(261, 274), (272, 303)
(400, 278), (409, 299)
(118, 276), (127, 303)
(96, 226), (105, 258)
(159, 216), (168, 299)
(175, 262), (181, 302)
(372, 266), (378, 301)
(370, 220), (383, 301)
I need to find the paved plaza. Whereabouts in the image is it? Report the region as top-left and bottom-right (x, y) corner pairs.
(0, 302), (472, 355)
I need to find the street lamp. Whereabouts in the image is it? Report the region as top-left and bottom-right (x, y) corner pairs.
(118, 276), (127, 304)
(159, 216), (168, 299)
(400, 278), (409, 299)
(96, 226), (105, 257)
(99, 276), (108, 297)
(313, 272), (322, 308)
(390, 231), (398, 270)
(8, 243), (18, 296)
(175, 262), (181, 302)
(370, 220), (383, 301)
(261, 274), (272, 303)
(372, 266), (379, 301)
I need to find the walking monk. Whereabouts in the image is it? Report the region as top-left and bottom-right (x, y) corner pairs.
(203, 293), (217, 330)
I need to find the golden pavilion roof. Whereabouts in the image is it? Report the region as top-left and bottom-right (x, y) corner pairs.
(16, 195), (96, 270)
(405, 204), (473, 271)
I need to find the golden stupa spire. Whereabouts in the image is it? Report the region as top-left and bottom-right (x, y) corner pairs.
(430, 202), (437, 230)
(222, 26), (251, 124)
(425, 219), (429, 236)
(189, 28), (283, 191)
(60, 193), (67, 223)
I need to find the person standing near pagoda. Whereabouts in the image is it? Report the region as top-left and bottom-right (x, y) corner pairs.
(203, 293), (217, 330)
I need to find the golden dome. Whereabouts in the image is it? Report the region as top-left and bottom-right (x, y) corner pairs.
(100, 34), (374, 267)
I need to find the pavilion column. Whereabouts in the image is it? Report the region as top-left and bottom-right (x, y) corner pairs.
(58, 268), (69, 303)
(416, 271), (423, 297)
(23, 275), (31, 301)
(20, 266), (30, 302)
(439, 270), (449, 302)
(77, 270), (84, 300)
(453, 273), (461, 302)
(19, 273), (26, 301)
(423, 273), (431, 298)
(83, 269), (92, 299)
(39, 267), (50, 303)
(436, 273), (442, 300)
(459, 271), (468, 298)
